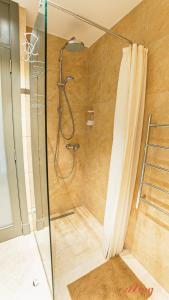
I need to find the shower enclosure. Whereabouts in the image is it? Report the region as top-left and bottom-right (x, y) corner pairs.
(0, 1), (166, 299)
(46, 2), (136, 300)
(27, 1), (142, 299)
(27, 2), (156, 300)
(3, 0), (167, 298)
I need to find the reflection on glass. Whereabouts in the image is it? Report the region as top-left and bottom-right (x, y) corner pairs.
(0, 59), (13, 228)
(29, 0), (54, 296)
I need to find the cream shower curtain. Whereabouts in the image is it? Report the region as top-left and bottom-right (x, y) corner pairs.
(103, 44), (148, 258)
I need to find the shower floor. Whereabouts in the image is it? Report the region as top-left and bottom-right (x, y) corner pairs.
(51, 206), (106, 300)
(51, 206), (169, 300)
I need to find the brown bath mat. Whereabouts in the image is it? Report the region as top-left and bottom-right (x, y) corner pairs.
(68, 256), (152, 300)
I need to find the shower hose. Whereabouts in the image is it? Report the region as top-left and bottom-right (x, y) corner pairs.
(54, 86), (76, 179)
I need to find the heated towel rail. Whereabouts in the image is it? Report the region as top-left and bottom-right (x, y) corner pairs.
(136, 114), (169, 217)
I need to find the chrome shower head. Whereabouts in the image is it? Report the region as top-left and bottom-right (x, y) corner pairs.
(64, 37), (85, 52)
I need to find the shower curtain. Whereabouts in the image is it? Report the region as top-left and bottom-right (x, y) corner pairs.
(103, 44), (148, 258)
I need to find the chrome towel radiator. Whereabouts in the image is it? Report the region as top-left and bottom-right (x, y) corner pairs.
(136, 114), (169, 217)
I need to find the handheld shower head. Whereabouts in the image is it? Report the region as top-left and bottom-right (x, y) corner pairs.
(64, 76), (74, 84)
(57, 76), (74, 87)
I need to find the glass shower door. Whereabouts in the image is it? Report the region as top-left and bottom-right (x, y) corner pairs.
(29, 0), (54, 297)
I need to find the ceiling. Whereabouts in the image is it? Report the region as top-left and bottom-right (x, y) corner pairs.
(16, 0), (143, 46)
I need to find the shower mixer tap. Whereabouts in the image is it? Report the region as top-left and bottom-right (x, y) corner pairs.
(57, 82), (65, 87)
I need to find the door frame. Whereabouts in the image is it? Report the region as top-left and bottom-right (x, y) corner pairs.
(0, 47), (23, 242)
(9, 0), (30, 236)
(0, 0), (30, 242)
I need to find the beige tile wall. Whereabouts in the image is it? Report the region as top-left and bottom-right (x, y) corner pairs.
(83, 34), (121, 224)
(47, 34), (89, 215)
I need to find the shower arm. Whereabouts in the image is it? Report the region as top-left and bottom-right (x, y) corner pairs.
(48, 1), (133, 45)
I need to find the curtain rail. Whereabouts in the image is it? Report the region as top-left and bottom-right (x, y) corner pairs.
(48, 1), (133, 45)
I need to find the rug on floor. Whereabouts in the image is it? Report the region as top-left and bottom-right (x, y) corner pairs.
(68, 256), (151, 300)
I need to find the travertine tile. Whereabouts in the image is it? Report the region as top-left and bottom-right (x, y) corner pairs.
(121, 252), (169, 300)
(51, 206), (105, 300)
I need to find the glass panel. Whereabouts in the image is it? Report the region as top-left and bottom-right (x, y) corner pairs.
(29, 0), (54, 297)
(0, 55), (13, 228)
